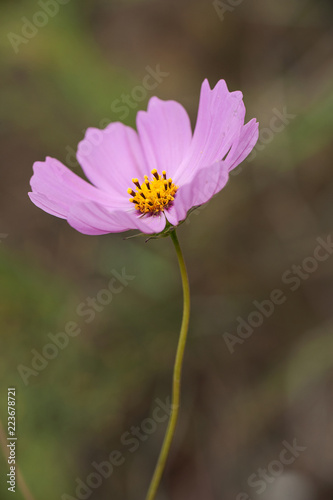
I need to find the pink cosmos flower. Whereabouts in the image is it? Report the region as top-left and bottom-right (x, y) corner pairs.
(29, 79), (259, 235)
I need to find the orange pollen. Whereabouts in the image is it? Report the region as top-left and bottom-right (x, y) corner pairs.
(127, 170), (178, 215)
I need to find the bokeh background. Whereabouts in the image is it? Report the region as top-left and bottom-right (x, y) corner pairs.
(1, 0), (333, 499)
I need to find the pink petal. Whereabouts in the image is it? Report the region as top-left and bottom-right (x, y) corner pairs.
(175, 79), (245, 184)
(133, 212), (166, 234)
(77, 123), (147, 196)
(68, 202), (166, 235)
(226, 118), (259, 171)
(29, 157), (123, 218)
(28, 192), (68, 219)
(136, 97), (192, 177)
(166, 161), (229, 226)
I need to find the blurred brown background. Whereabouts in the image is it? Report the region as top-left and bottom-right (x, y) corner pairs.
(1, 0), (333, 499)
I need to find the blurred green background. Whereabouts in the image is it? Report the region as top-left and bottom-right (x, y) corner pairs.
(1, 0), (333, 499)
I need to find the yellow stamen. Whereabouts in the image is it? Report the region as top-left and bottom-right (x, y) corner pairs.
(128, 169), (178, 215)
(132, 178), (141, 189)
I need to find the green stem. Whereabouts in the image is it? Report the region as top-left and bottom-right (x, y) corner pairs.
(145, 229), (191, 500)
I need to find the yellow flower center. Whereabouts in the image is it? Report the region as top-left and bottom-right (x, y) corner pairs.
(128, 169), (178, 215)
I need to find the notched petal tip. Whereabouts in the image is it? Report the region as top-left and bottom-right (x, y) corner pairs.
(146, 95), (164, 111)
